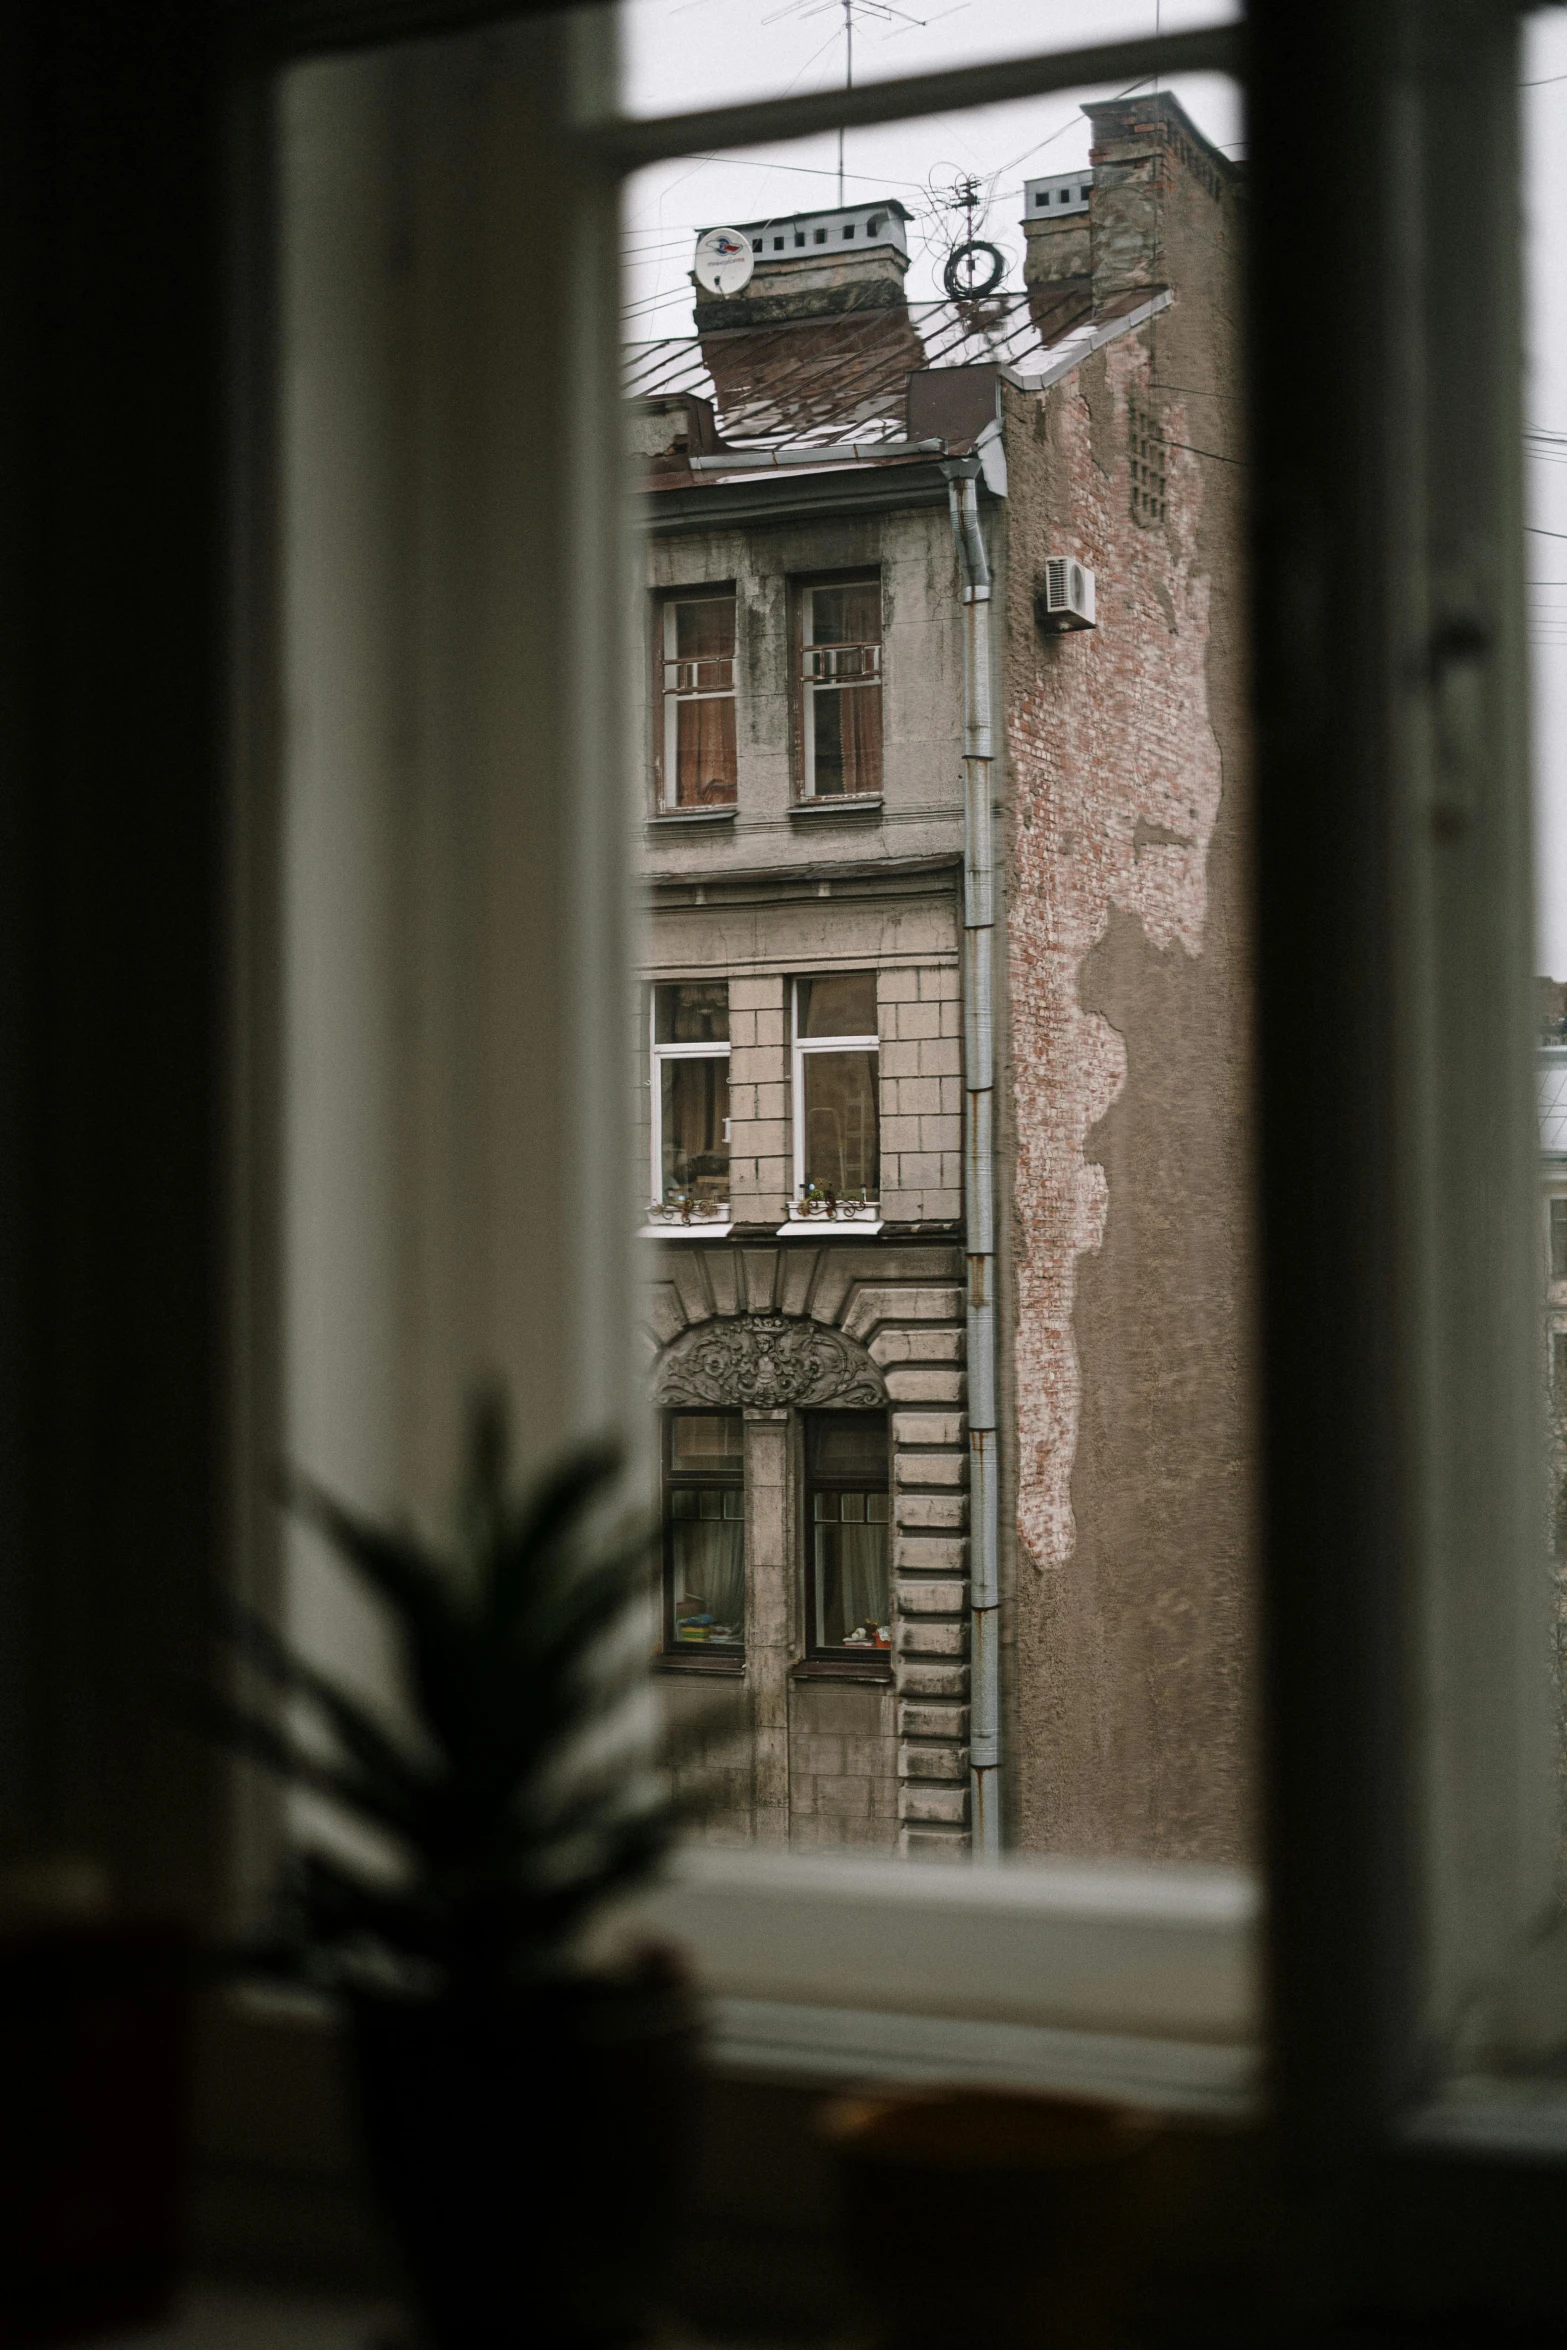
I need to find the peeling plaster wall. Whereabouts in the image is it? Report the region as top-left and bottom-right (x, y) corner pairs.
(1001, 127), (1255, 1860)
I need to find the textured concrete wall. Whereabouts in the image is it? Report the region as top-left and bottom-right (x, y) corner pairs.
(1000, 102), (1256, 1860)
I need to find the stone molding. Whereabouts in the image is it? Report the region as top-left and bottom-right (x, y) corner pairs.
(653, 1312), (887, 1411)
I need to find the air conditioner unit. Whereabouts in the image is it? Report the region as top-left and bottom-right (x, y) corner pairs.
(1037, 556), (1096, 631)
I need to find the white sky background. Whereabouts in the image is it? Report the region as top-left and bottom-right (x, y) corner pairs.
(621, 0), (1567, 976)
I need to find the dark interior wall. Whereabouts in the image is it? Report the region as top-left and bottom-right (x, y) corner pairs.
(0, 0), (229, 1915)
(0, 0), (597, 1920)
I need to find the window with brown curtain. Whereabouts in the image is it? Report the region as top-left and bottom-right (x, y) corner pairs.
(661, 591), (737, 807)
(800, 577), (882, 798)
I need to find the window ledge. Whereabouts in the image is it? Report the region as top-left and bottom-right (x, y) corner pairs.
(647, 805), (736, 827)
(653, 1650), (745, 1675)
(640, 1221), (733, 1241)
(794, 1656), (892, 1683)
(777, 1218), (883, 1238)
(597, 1847), (1262, 2111)
(790, 794), (883, 818)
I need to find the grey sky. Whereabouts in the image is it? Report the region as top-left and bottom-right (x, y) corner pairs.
(621, 0), (1567, 974)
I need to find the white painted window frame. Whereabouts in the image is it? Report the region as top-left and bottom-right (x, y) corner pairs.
(246, 2), (1567, 2309)
(800, 575), (883, 801)
(659, 587), (737, 811)
(646, 986), (731, 1232)
(788, 974), (880, 1220)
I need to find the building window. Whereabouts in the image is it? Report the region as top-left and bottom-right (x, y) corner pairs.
(1552, 1197), (1567, 1283)
(1128, 394), (1167, 527)
(663, 1412), (746, 1652)
(799, 577), (883, 799)
(805, 1411), (892, 1654)
(660, 591), (737, 808)
(649, 983), (730, 1224)
(792, 972), (879, 1214)
(1554, 1331), (1567, 1394)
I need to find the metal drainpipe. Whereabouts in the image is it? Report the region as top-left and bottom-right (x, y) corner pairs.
(943, 459), (1001, 1859)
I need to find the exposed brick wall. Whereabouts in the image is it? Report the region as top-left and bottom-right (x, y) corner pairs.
(1000, 111), (1257, 1861)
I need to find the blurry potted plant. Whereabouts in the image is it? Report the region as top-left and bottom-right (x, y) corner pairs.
(209, 1399), (700, 2350)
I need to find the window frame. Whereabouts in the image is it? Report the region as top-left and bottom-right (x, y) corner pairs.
(647, 981), (732, 1232)
(789, 972), (881, 1218)
(796, 570), (884, 802)
(227, 1), (1567, 2321)
(802, 1407), (893, 1662)
(659, 1408), (747, 1663)
(656, 584), (739, 812)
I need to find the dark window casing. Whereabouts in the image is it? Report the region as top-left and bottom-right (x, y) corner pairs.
(804, 1410), (892, 1656)
(662, 1411), (745, 1653)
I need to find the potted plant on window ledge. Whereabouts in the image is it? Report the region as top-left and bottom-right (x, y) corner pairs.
(208, 1402), (701, 2350)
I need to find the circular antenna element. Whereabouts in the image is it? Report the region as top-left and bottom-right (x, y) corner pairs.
(694, 228), (756, 299)
(943, 240), (1006, 301)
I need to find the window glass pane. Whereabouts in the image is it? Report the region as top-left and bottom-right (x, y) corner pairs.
(660, 1057), (730, 1204)
(1529, 5), (1567, 1928)
(674, 695), (737, 806)
(621, 0), (1239, 121)
(801, 1050), (879, 1197)
(808, 1412), (890, 1481)
(810, 678), (882, 798)
(798, 971), (877, 1038)
(807, 1410), (892, 1652)
(811, 581), (880, 649)
(670, 1412), (744, 1468)
(656, 981), (729, 1044)
(674, 595), (735, 663)
(623, 47), (1255, 1866)
(665, 1412), (745, 1651)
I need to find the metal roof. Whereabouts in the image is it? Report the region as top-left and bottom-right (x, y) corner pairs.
(624, 287), (1157, 454)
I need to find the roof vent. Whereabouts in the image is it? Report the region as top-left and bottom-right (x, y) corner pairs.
(1037, 557), (1096, 632)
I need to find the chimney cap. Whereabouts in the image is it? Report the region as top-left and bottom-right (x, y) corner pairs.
(710, 199), (914, 264)
(1023, 170), (1093, 219)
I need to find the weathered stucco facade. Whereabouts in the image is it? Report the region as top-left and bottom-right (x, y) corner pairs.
(1000, 98), (1255, 1858)
(630, 91), (1254, 1861)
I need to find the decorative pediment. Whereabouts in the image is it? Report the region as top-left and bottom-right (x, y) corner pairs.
(653, 1313), (887, 1411)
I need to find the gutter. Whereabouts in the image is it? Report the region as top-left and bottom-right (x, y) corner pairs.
(687, 438), (947, 471)
(943, 454), (1002, 1861)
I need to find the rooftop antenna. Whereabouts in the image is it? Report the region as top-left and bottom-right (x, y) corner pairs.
(760, 0), (946, 209)
(931, 165), (1005, 300)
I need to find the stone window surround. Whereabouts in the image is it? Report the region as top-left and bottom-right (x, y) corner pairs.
(646, 1245), (971, 1854)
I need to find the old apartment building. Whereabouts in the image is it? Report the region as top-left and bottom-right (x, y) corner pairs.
(631, 92), (1252, 1860)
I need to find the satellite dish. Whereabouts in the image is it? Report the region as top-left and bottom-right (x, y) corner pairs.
(694, 227), (755, 299)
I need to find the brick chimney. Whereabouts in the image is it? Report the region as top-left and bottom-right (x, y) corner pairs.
(1021, 93), (1234, 321)
(692, 200), (913, 333)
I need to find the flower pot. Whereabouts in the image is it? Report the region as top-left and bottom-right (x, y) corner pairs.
(349, 1951), (699, 2350)
(820, 2088), (1161, 2350)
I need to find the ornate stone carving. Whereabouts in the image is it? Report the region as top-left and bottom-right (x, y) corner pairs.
(654, 1313), (887, 1411)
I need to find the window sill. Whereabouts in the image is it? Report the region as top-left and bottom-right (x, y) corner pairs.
(777, 1218), (883, 1238)
(790, 794), (883, 819)
(640, 1222), (733, 1241)
(601, 1847), (1262, 2114)
(647, 805), (736, 827)
(793, 1656), (892, 1684)
(652, 1650), (745, 1675)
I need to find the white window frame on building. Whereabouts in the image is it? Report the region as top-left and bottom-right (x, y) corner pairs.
(645, 981), (732, 1235)
(798, 573), (883, 802)
(784, 973), (882, 1234)
(659, 586), (738, 811)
